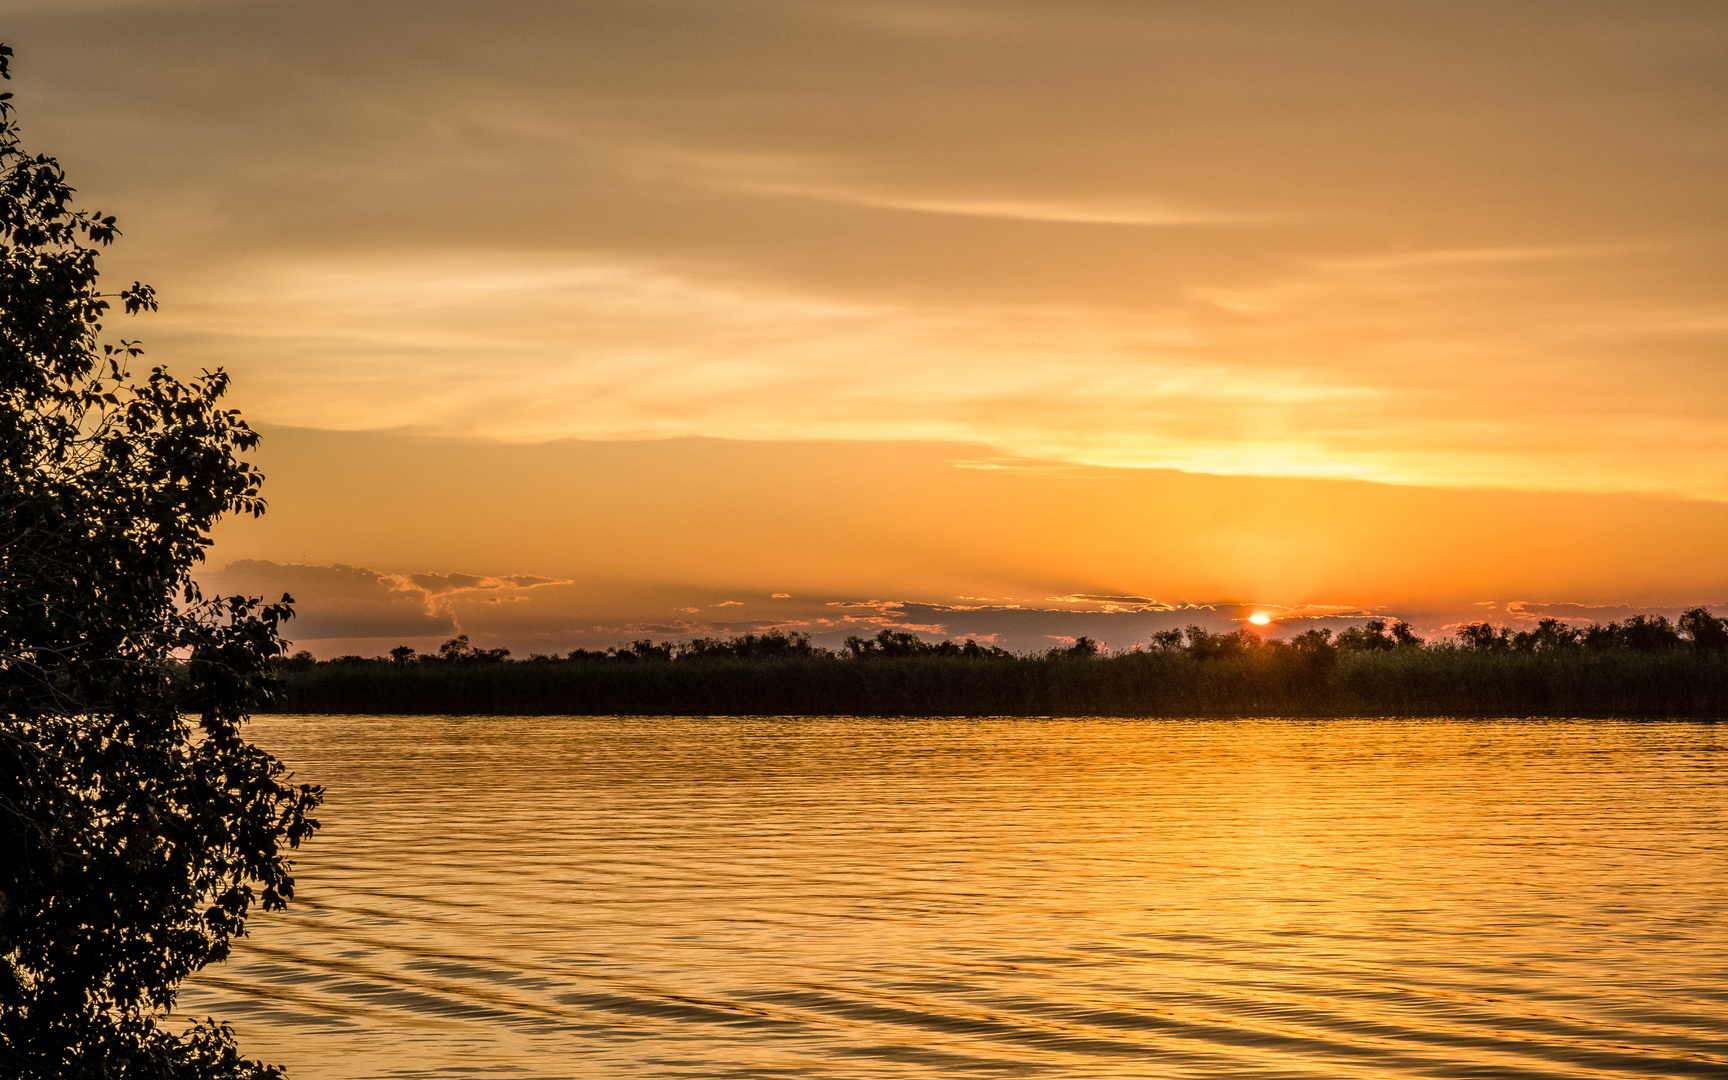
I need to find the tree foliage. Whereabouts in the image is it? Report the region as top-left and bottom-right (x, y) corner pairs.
(0, 45), (321, 1078)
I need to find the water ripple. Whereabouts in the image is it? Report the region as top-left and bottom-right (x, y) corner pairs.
(178, 717), (1728, 1078)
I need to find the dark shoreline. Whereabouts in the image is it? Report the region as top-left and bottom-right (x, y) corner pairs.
(265, 650), (1728, 718)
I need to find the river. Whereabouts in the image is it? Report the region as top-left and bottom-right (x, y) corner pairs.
(177, 716), (1728, 1078)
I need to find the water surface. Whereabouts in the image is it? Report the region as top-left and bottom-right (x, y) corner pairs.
(179, 716), (1728, 1078)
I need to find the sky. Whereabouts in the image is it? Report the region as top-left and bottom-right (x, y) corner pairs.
(9, 0), (1728, 654)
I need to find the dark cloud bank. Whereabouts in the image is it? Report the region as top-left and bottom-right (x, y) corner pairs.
(200, 560), (1726, 659)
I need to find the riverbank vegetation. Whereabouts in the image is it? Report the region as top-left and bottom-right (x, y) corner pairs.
(268, 613), (1728, 717)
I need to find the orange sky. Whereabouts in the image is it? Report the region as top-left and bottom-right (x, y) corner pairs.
(12, 2), (1728, 652)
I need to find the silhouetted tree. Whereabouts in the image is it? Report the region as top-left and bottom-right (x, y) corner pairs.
(0, 46), (320, 1079)
(1679, 607), (1728, 651)
(1336, 619), (1396, 652)
(1183, 626), (1257, 660)
(1458, 622), (1512, 651)
(1615, 614), (1682, 652)
(958, 638), (1010, 659)
(1288, 627), (1335, 654)
(1051, 636), (1100, 659)
(683, 630), (822, 661)
(1389, 621), (1424, 649)
(845, 629), (929, 659)
(1147, 628), (1186, 652)
(436, 634), (511, 663)
(1510, 618), (1580, 653)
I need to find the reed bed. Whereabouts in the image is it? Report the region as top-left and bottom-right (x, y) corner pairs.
(267, 648), (1728, 717)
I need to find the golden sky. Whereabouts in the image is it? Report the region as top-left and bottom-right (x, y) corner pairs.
(12, 1), (1728, 651)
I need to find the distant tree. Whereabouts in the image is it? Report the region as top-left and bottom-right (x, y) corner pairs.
(1617, 614), (1682, 652)
(1389, 621), (1424, 649)
(1147, 628), (1186, 652)
(1049, 636), (1099, 659)
(388, 645), (417, 664)
(1678, 607), (1728, 651)
(434, 634), (511, 663)
(844, 629), (929, 659)
(683, 631), (822, 661)
(1580, 615), (1683, 652)
(1182, 626), (1257, 660)
(1580, 622), (1620, 651)
(1457, 622), (1512, 651)
(1336, 619), (1396, 652)
(0, 45), (321, 1079)
(958, 638), (1010, 659)
(620, 638), (674, 662)
(1510, 618), (1580, 654)
(1277, 627), (1338, 676)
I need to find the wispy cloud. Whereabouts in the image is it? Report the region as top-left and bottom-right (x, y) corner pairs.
(738, 184), (1251, 227)
(151, 243), (1728, 500)
(28, 0), (1728, 514)
(632, 147), (1257, 227)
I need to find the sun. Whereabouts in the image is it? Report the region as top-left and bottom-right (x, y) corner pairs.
(1247, 612), (1272, 626)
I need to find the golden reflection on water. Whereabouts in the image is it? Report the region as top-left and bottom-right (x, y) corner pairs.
(178, 717), (1728, 1078)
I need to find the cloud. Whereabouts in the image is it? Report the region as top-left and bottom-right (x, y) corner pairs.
(1046, 594), (1165, 608)
(386, 571), (572, 617)
(404, 573), (491, 594)
(813, 598), (1253, 653)
(616, 144), (1262, 227)
(1500, 600), (1726, 625)
(715, 176), (1252, 228)
(27, 0), (1728, 501)
(199, 559), (1728, 658)
(200, 561), (457, 641)
(201, 561), (1265, 656)
(198, 561), (573, 645)
(148, 240), (1728, 501)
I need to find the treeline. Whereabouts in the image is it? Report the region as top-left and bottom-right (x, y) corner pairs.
(266, 612), (1728, 717)
(297, 629), (1023, 668)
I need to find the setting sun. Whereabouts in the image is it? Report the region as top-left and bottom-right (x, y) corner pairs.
(1248, 613), (1272, 626)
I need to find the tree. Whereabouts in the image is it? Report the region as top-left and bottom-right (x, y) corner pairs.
(1336, 618), (1396, 652)
(1288, 627), (1335, 656)
(1622, 614), (1682, 651)
(1181, 625), (1256, 660)
(1457, 622), (1511, 651)
(435, 634), (511, 663)
(1510, 617), (1580, 654)
(0, 45), (322, 1078)
(1678, 607), (1728, 651)
(1388, 620), (1424, 649)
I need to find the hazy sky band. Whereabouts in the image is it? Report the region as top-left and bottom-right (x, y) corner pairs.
(11, 1), (1728, 649)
